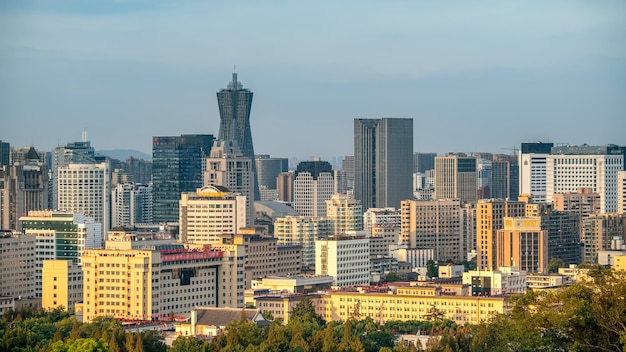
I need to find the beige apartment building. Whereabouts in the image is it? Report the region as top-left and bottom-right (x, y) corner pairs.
(553, 187), (601, 218)
(0, 233), (36, 304)
(42, 259), (82, 311)
(401, 199), (464, 262)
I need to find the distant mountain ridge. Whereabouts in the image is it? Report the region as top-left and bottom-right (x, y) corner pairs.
(98, 149), (151, 161)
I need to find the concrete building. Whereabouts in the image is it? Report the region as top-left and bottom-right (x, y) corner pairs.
(462, 266), (526, 296)
(315, 235), (370, 287)
(217, 72), (259, 201)
(326, 194), (362, 235)
(582, 214), (626, 263)
(496, 217), (549, 273)
(51, 139), (98, 210)
(20, 211), (101, 298)
(553, 187), (601, 218)
(56, 162), (109, 235)
(0, 147), (49, 231)
(81, 243), (245, 322)
(152, 134), (214, 224)
(538, 209), (582, 265)
(254, 294), (326, 324)
(274, 216), (331, 267)
(204, 140), (255, 227)
(370, 227), (399, 258)
(251, 275), (334, 293)
(363, 207), (400, 233)
(414, 153), (437, 174)
(401, 199), (464, 262)
(342, 154), (355, 192)
(618, 171), (626, 215)
(111, 183), (153, 228)
(390, 245), (435, 269)
(614, 255), (626, 271)
(354, 118), (413, 210)
(255, 155), (288, 191)
(546, 145), (624, 213)
(434, 154), (477, 204)
(0, 140), (9, 167)
(476, 199), (526, 271)
(323, 286), (506, 325)
(598, 236), (626, 266)
(519, 142), (554, 203)
(293, 159), (334, 217)
(179, 185), (247, 244)
(0, 233), (36, 304)
(276, 171), (294, 203)
(491, 155), (519, 201)
(42, 260), (82, 311)
(525, 273), (564, 290)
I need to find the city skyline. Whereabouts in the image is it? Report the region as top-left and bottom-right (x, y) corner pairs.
(1, 1), (625, 161)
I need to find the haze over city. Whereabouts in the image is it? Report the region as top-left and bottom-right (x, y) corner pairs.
(2, 0), (625, 161)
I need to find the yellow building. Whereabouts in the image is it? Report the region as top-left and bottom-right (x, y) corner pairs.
(496, 217), (548, 273)
(476, 200), (526, 271)
(81, 243), (245, 322)
(42, 260), (82, 311)
(324, 285), (506, 325)
(254, 293), (326, 324)
(614, 255), (626, 272)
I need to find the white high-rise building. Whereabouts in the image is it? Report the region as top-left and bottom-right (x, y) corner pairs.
(293, 159), (334, 217)
(56, 162), (109, 236)
(204, 140), (255, 227)
(111, 183), (153, 228)
(179, 185), (248, 244)
(519, 142), (554, 202)
(315, 235), (370, 287)
(326, 194), (362, 235)
(546, 146), (624, 214)
(618, 171), (626, 215)
(274, 215), (332, 267)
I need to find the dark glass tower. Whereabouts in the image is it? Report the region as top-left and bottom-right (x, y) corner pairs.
(217, 72), (260, 200)
(152, 134), (214, 224)
(354, 118), (413, 210)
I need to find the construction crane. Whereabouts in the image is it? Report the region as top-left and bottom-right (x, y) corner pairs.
(501, 146), (519, 156)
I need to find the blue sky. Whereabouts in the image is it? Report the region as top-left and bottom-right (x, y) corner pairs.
(1, 0), (625, 162)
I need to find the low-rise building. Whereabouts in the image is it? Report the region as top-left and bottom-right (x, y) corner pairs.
(251, 275), (334, 293)
(254, 293), (326, 324)
(526, 273), (565, 290)
(462, 266), (526, 296)
(175, 308), (270, 337)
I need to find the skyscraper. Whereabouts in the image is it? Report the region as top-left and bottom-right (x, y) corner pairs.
(414, 152), (437, 173)
(293, 159), (334, 217)
(434, 154), (478, 203)
(354, 118), (413, 211)
(519, 142), (554, 202)
(217, 72), (260, 200)
(152, 134), (214, 224)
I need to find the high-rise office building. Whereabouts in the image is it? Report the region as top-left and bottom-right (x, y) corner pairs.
(0, 147), (49, 231)
(293, 159), (334, 217)
(414, 153), (437, 173)
(179, 185), (247, 244)
(205, 140), (254, 226)
(401, 199), (465, 262)
(56, 162), (109, 235)
(476, 199), (526, 271)
(342, 154), (355, 191)
(152, 134), (214, 224)
(255, 155), (288, 191)
(354, 118), (413, 211)
(217, 72), (259, 201)
(491, 155), (519, 201)
(0, 140), (9, 167)
(51, 139), (98, 209)
(434, 154), (478, 203)
(546, 145), (623, 213)
(519, 142), (554, 203)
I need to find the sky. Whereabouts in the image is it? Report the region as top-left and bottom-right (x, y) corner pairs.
(1, 0), (625, 163)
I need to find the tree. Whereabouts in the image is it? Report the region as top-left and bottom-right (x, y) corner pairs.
(169, 336), (211, 352)
(49, 338), (111, 352)
(548, 258), (565, 273)
(140, 330), (167, 352)
(426, 260), (438, 278)
(384, 272), (402, 283)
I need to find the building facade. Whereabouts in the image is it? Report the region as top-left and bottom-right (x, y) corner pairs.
(293, 159), (334, 217)
(111, 183), (153, 228)
(582, 214), (626, 263)
(519, 142), (554, 203)
(204, 140), (255, 226)
(476, 200), (526, 271)
(0, 233), (36, 302)
(179, 185), (247, 244)
(496, 217), (549, 273)
(152, 134), (214, 224)
(326, 194), (363, 235)
(354, 118), (413, 211)
(274, 216), (331, 267)
(434, 154), (477, 203)
(315, 235), (370, 287)
(42, 260), (82, 311)
(217, 72), (259, 201)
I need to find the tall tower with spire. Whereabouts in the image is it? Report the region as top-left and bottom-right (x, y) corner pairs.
(217, 72), (260, 200)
